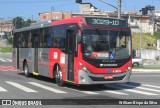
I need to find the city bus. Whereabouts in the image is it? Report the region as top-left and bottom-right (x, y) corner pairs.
(12, 16), (132, 86)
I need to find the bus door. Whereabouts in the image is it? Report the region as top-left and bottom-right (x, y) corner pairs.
(13, 34), (19, 69)
(13, 47), (19, 69)
(66, 29), (76, 82)
(32, 34), (39, 73)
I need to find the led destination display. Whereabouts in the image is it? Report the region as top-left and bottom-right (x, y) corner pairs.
(85, 17), (127, 28)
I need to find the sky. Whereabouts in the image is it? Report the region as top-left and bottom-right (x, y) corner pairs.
(0, 0), (160, 20)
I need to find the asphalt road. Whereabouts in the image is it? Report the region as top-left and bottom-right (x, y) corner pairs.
(0, 37), (11, 47)
(0, 53), (160, 108)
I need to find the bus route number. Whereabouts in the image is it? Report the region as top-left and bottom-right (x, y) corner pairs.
(92, 19), (119, 26)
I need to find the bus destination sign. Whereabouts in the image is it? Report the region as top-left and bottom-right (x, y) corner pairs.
(85, 17), (127, 28)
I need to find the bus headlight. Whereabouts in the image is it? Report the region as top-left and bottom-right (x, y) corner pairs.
(126, 66), (132, 72)
(79, 63), (90, 73)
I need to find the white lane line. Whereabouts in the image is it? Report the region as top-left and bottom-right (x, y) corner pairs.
(119, 84), (160, 93)
(6, 59), (12, 62)
(106, 85), (158, 96)
(0, 58), (7, 62)
(64, 87), (99, 95)
(104, 90), (128, 95)
(143, 84), (160, 89)
(28, 82), (66, 93)
(0, 86), (7, 92)
(6, 81), (37, 93)
(80, 91), (99, 94)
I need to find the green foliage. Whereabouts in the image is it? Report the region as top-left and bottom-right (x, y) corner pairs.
(154, 32), (160, 40)
(12, 17), (24, 29)
(0, 47), (12, 53)
(23, 19), (32, 27)
(12, 16), (35, 29)
(132, 32), (159, 49)
(6, 36), (13, 44)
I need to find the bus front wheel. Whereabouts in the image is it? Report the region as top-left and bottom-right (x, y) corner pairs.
(24, 62), (30, 77)
(55, 66), (64, 86)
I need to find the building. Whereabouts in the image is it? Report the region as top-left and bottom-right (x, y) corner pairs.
(0, 20), (12, 37)
(39, 12), (72, 21)
(38, 3), (160, 34)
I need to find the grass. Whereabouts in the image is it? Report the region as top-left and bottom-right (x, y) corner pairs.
(132, 32), (160, 49)
(0, 47), (12, 53)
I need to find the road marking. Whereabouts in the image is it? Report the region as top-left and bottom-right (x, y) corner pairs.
(0, 58), (7, 62)
(64, 87), (99, 95)
(6, 59), (12, 62)
(103, 90), (128, 95)
(0, 86), (7, 92)
(119, 84), (160, 93)
(80, 91), (99, 94)
(0, 57), (12, 62)
(28, 82), (66, 93)
(143, 84), (160, 89)
(105, 85), (158, 96)
(6, 81), (37, 93)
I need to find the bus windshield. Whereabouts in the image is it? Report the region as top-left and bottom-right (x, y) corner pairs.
(82, 29), (131, 60)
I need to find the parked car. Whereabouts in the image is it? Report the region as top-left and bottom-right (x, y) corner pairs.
(132, 58), (143, 67)
(2, 35), (7, 39)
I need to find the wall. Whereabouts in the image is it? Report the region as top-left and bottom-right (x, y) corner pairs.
(140, 49), (160, 60)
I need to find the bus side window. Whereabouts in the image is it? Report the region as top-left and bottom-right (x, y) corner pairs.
(43, 27), (52, 48)
(28, 32), (32, 48)
(53, 25), (66, 48)
(46, 35), (52, 47)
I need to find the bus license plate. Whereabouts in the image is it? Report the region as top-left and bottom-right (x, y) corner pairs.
(104, 75), (113, 79)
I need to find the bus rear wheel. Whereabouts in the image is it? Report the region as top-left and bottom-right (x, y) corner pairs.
(55, 66), (64, 86)
(24, 62), (30, 77)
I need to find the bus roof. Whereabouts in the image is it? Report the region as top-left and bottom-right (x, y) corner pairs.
(15, 16), (128, 33)
(15, 20), (52, 33)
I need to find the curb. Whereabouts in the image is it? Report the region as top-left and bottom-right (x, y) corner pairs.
(0, 53), (12, 54)
(132, 69), (160, 72)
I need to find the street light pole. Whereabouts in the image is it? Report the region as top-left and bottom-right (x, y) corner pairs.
(140, 15), (142, 50)
(51, 6), (54, 20)
(118, 0), (121, 19)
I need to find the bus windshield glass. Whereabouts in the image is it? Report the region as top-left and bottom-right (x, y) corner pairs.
(82, 29), (131, 60)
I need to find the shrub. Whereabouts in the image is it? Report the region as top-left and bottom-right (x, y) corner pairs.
(6, 36), (13, 44)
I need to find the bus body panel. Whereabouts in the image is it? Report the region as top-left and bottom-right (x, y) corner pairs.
(13, 16), (132, 85)
(78, 69), (131, 84)
(38, 48), (50, 77)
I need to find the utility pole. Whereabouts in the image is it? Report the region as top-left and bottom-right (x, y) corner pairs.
(118, 0), (121, 19)
(51, 6), (54, 20)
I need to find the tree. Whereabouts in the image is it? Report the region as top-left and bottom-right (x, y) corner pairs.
(12, 17), (34, 29)
(12, 17), (24, 29)
(23, 19), (32, 27)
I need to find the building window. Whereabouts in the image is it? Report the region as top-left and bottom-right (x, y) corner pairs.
(43, 16), (47, 20)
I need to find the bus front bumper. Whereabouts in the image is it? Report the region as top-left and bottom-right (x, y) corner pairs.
(78, 70), (131, 85)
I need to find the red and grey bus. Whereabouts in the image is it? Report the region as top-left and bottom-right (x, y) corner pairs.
(13, 16), (132, 86)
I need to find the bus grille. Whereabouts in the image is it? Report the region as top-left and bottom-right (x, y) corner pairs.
(89, 75), (126, 81)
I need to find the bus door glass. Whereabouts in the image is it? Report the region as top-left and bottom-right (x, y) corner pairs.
(32, 33), (39, 73)
(66, 29), (76, 81)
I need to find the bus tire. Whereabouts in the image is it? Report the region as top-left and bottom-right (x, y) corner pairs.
(24, 62), (30, 77)
(55, 65), (64, 86)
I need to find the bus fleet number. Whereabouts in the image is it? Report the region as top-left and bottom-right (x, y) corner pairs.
(92, 19), (119, 26)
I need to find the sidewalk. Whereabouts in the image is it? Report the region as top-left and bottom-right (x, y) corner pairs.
(132, 59), (160, 72)
(132, 69), (160, 72)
